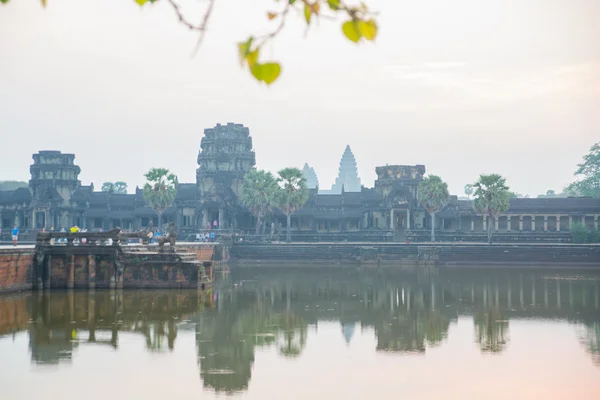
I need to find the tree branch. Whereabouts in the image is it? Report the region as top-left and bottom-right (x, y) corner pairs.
(192, 0), (216, 56)
(165, 0), (216, 56)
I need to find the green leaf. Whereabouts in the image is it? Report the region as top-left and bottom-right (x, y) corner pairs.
(358, 19), (378, 41)
(251, 62), (281, 85)
(327, 0), (340, 11)
(135, 0), (148, 6)
(237, 37), (253, 66)
(247, 49), (259, 67)
(342, 20), (361, 43)
(0, 0), (10, 4)
(304, 4), (311, 24)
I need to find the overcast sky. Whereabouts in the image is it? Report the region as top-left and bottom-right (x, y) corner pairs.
(1, 0), (598, 196)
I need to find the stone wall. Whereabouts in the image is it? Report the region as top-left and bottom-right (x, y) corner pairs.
(0, 250), (34, 293)
(230, 243), (600, 266)
(406, 230), (573, 243)
(0, 244), (219, 292)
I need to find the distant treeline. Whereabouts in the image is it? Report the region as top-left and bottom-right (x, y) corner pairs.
(0, 181), (28, 191)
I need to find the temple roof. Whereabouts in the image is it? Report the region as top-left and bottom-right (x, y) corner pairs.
(175, 183), (198, 201)
(110, 194), (135, 207)
(317, 194), (342, 207)
(342, 192), (362, 205)
(0, 188), (32, 205)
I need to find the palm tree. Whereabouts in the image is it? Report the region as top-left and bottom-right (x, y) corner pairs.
(275, 168), (309, 243)
(473, 174), (510, 244)
(417, 175), (449, 242)
(240, 169), (278, 236)
(464, 184), (473, 199)
(142, 168), (178, 229)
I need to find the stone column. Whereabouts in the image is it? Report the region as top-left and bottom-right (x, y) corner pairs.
(470, 217), (474, 232)
(556, 215), (560, 232)
(406, 209), (411, 230)
(32, 211), (36, 230)
(88, 255), (96, 290)
(482, 216), (487, 232)
(494, 217), (499, 231)
(544, 216), (548, 232)
(390, 209), (394, 230)
(595, 215), (599, 230)
(531, 216), (536, 231)
(581, 215), (586, 226)
(67, 255), (75, 289)
(44, 255), (52, 290)
(519, 216), (523, 231)
(507, 216), (511, 231)
(218, 207), (224, 229)
(201, 209), (208, 229)
(568, 215), (572, 227)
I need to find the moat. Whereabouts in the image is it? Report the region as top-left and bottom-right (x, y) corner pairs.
(1, 266), (599, 399)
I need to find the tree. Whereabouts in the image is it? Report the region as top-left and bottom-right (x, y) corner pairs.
(275, 168), (309, 243)
(417, 175), (449, 242)
(101, 181), (128, 194)
(101, 182), (114, 193)
(464, 184), (473, 200)
(142, 168), (178, 229)
(240, 169), (279, 236)
(508, 191), (523, 199)
(0, 181), (28, 191)
(473, 174), (510, 244)
(10, 0), (377, 86)
(113, 181), (128, 194)
(567, 142), (600, 198)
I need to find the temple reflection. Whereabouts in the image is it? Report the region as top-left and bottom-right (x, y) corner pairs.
(0, 266), (599, 393)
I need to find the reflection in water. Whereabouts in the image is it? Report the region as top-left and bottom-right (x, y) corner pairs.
(0, 267), (599, 397)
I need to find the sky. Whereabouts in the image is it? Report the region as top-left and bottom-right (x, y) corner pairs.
(1, 0), (598, 196)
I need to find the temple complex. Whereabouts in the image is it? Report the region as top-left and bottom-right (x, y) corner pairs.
(1, 122), (599, 242)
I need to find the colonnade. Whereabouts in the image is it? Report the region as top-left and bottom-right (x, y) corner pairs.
(468, 214), (599, 232)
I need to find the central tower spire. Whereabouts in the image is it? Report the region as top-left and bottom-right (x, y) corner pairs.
(330, 145), (361, 194)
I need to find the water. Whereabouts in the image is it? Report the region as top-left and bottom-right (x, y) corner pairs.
(1, 266), (599, 399)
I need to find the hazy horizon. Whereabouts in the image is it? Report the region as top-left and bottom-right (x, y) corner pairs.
(1, 0), (598, 196)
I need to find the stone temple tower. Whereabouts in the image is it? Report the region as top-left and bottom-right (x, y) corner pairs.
(29, 151), (81, 229)
(196, 123), (256, 228)
(302, 163), (319, 190)
(330, 145), (361, 194)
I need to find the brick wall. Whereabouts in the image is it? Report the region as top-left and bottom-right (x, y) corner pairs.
(0, 250), (34, 293)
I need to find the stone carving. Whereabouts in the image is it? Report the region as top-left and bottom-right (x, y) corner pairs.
(158, 222), (177, 251)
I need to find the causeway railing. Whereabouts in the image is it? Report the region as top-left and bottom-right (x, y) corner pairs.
(36, 229), (152, 246)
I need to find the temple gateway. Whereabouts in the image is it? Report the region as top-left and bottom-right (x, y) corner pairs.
(1, 122), (599, 242)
